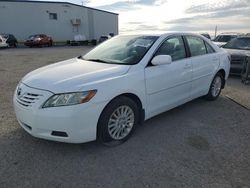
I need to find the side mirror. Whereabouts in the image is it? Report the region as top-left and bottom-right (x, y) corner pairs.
(151, 55), (172, 66)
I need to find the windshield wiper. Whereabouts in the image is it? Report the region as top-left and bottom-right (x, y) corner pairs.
(77, 55), (84, 59)
(84, 58), (113, 64)
(79, 57), (125, 64)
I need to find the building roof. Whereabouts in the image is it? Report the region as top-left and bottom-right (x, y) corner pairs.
(1, 0), (119, 15)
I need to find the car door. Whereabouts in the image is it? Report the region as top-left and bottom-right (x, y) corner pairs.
(40, 35), (47, 45)
(145, 36), (192, 118)
(185, 35), (219, 98)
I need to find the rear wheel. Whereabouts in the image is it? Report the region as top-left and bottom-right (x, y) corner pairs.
(205, 72), (223, 100)
(98, 96), (139, 146)
(48, 41), (53, 47)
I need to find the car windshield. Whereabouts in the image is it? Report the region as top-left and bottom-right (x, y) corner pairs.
(223, 38), (250, 50)
(83, 35), (159, 65)
(1, 34), (8, 39)
(201, 34), (210, 39)
(29, 35), (40, 39)
(214, 35), (236, 42)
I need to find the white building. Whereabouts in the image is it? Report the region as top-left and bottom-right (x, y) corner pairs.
(0, 0), (119, 42)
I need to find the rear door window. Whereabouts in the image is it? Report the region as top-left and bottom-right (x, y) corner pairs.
(186, 36), (207, 57)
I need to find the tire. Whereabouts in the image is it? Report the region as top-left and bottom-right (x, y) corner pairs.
(205, 72), (223, 100)
(97, 96), (139, 146)
(48, 41), (53, 47)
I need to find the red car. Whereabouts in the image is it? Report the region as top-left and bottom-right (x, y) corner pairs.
(24, 34), (53, 47)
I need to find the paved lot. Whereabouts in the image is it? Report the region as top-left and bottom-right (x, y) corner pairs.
(0, 47), (250, 188)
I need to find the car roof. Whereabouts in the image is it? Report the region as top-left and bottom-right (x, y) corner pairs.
(29, 34), (46, 37)
(120, 31), (206, 37)
(217, 33), (242, 36)
(119, 31), (221, 52)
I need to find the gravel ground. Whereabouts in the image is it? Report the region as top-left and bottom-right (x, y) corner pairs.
(0, 47), (250, 188)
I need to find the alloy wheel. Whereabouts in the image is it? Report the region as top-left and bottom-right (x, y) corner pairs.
(107, 105), (135, 140)
(211, 76), (222, 97)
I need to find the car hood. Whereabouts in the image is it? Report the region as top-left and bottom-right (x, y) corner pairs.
(22, 58), (131, 93)
(213, 41), (226, 47)
(223, 48), (250, 57)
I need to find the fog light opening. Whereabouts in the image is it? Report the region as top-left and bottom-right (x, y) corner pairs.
(51, 131), (68, 137)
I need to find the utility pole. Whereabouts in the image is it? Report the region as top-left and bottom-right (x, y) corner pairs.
(214, 25), (217, 38)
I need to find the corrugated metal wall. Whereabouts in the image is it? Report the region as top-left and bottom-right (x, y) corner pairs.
(0, 1), (118, 42)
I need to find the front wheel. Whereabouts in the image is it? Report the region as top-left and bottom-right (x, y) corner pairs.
(205, 72), (223, 100)
(97, 96), (139, 146)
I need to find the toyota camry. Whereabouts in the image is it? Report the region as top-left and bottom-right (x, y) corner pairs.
(14, 32), (230, 145)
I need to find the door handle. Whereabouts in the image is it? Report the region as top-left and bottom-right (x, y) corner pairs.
(212, 57), (219, 61)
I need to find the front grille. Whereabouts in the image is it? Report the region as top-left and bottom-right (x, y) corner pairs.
(231, 55), (245, 65)
(16, 92), (42, 107)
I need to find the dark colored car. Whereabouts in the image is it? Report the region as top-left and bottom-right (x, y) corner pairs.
(1, 33), (18, 47)
(214, 35), (236, 42)
(98, 35), (111, 43)
(24, 34), (53, 47)
(201, 33), (211, 39)
(223, 36), (250, 74)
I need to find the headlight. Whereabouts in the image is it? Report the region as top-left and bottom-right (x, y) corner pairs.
(42, 90), (97, 108)
(34, 38), (41, 41)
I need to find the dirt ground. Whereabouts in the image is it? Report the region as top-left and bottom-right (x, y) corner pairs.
(0, 46), (249, 188)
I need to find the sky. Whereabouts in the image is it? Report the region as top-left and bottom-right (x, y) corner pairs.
(39, 0), (250, 36)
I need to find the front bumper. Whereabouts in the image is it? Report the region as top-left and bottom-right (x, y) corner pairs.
(13, 83), (107, 143)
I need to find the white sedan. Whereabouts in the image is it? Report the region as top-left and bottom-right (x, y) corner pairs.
(0, 35), (8, 48)
(13, 32), (230, 144)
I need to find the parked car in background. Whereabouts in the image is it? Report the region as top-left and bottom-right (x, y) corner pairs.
(98, 35), (111, 43)
(213, 33), (241, 47)
(14, 32), (230, 144)
(24, 34), (53, 47)
(1, 33), (18, 47)
(222, 36), (250, 74)
(0, 34), (8, 48)
(201, 33), (211, 39)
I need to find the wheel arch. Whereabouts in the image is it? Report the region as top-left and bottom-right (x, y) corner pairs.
(96, 93), (145, 139)
(217, 69), (226, 88)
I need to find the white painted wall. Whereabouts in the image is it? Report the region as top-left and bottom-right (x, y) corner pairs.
(0, 1), (118, 42)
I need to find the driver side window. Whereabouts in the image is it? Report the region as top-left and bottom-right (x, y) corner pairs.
(155, 36), (186, 61)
